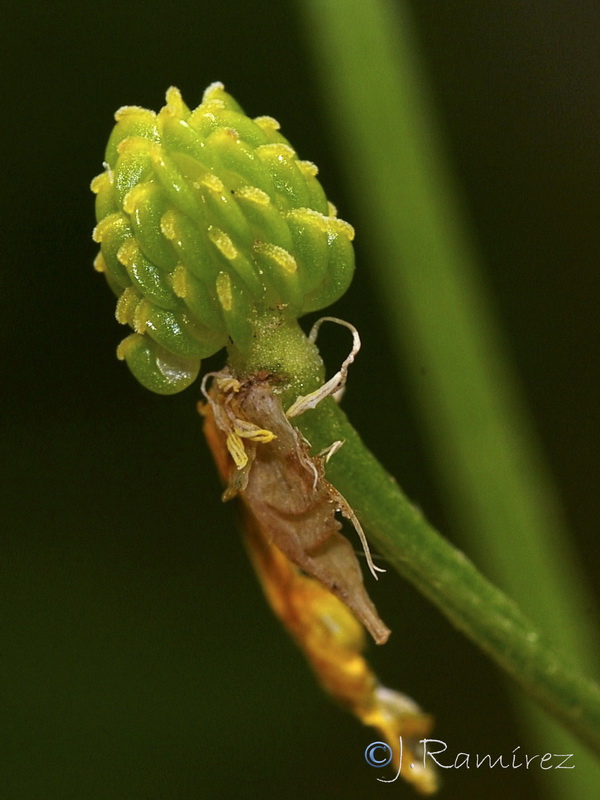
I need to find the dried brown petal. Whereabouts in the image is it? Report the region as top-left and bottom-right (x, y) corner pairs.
(201, 372), (390, 644)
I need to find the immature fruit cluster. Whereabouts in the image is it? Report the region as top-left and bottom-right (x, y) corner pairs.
(92, 82), (355, 393)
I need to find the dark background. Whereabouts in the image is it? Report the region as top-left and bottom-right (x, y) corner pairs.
(1, 2), (599, 798)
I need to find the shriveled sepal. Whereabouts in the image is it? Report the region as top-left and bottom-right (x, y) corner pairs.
(201, 371), (389, 643)
(202, 378), (437, 794)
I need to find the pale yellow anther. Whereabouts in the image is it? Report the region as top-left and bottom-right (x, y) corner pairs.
(202, 81), (225, 102)
(114, 105), (157, 122)
(116, 136), (158, 157)
(233, 419), (276, 443)
(116, 238), (138, 267)
(165, 86), (185, 117)
(297, 160), (319, 178)
(159, 210), (177, 240)
(328, 217), (355, 241)
(235, 185), (271, 206)
(208, 226), (238, 260)
(171, 264), (188, 298)
(114, 106), (141, 121)
(216, 376), (241, 393)
(327, 201), (338, 218)
(253, 115), (281, 132)
(93, 252), (106, 273)
(132, 298), (151, 334)
(249, 429), (276, 443)
(254, 242), (297, 275)
(286, 207), (355, 242)
(256, 142), (296, 161)
(115, 287), (141, 325)
(122, 182), (150, 215)
(114, 294), (128, 326)
(226, 431), (248, 469)
(198, 111), (217, 126)
(92, 218), (107, 243)
(90, 173), (108, 194)
(115, 338), (128, 362)
(216, 271), (233, 312)
(201, 173), (226, 194)
(202, 100), (226, 116)
(286, 207), (328, 232)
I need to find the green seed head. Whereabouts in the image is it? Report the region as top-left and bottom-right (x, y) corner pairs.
(92, 83), (355, 394)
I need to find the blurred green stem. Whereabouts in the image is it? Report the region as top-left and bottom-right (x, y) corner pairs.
(297, 0), (600, 793)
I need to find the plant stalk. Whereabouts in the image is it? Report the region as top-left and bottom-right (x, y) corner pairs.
(228, 317), (600, 758)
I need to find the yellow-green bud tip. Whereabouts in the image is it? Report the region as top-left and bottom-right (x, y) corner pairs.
(92, 83), (355, 393)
